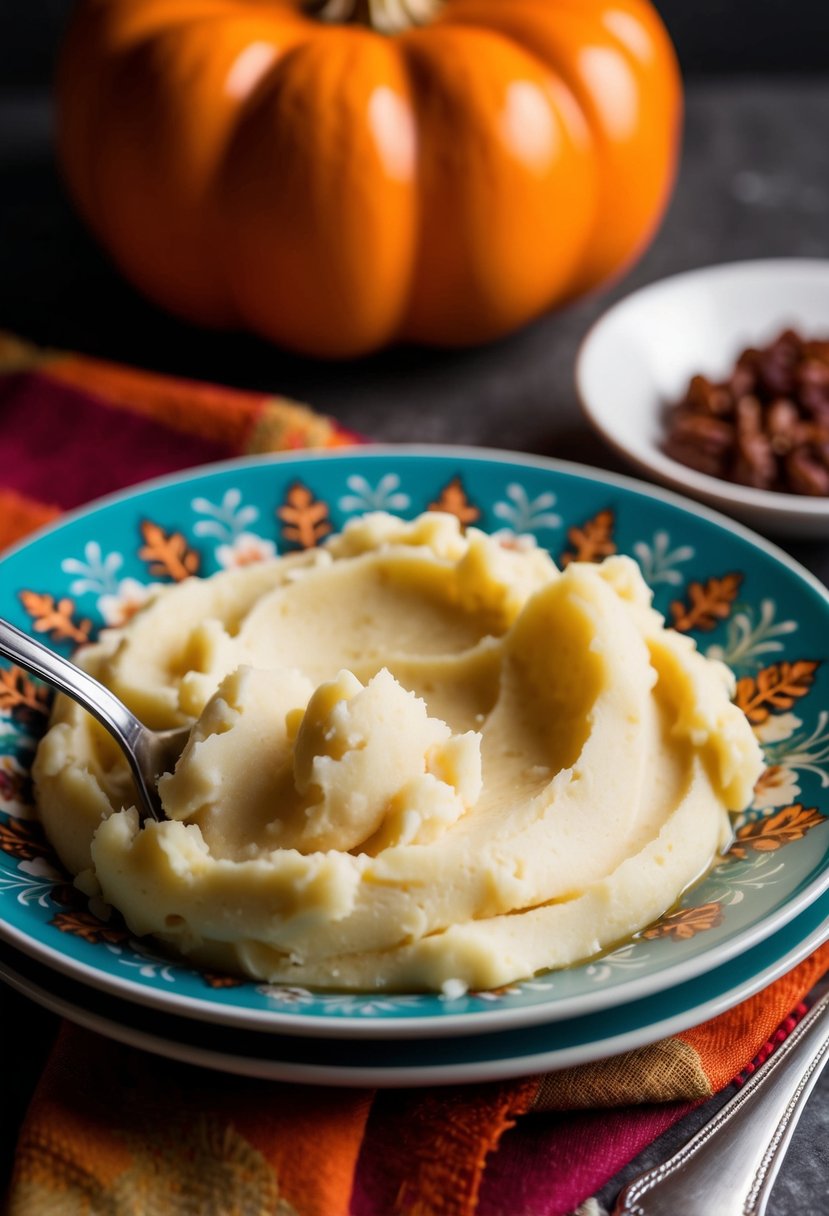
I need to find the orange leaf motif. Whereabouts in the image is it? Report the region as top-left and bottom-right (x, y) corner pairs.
(428, 477), (481, 528)
(51, 909), (131, 945)
(734, 661), (820, 725)
(138, 520), (200, 580)
(0, 818), (51, 862)
(0, 666), (50, 717)
(669, 573), (743, 633)
(0, 757), (32, 808)
(19, 591), (91, 644)
(560, 509), (616, 566)
(202, 971), (246, 990)
(277, 482), (332, 549)
(728, 803), (827, 860)
(753, 766), (792, 802)
(642, 900), (724, 941)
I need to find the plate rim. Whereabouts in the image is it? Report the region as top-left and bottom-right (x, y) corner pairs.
(2, 444), (829, 1039)
(6, 440), (829, 598)
(2, 891), (827, 1087)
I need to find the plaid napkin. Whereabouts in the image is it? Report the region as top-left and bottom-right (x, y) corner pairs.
(0, 332), (352, 552)
(2, 334), (828, 1216)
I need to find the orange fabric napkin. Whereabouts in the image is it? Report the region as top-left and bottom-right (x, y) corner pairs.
(7, 949), (828, 1216)
(2, 334), (827, 1216)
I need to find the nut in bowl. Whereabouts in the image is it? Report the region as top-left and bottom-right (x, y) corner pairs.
(576, 259), (829, 538)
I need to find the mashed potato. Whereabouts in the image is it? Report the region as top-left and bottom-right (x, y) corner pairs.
(33, 512), (763, 991)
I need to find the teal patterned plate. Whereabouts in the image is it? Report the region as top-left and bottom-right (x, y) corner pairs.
(1, 448), (828, 1039)
(1, 888), (826, 1085)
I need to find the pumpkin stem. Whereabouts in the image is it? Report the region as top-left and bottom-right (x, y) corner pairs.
(304, 0), (442, 34)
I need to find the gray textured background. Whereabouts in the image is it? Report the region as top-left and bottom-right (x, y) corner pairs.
(3, 0), (829, 83)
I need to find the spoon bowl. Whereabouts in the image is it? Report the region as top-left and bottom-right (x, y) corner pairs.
(0, 617), (190, 823)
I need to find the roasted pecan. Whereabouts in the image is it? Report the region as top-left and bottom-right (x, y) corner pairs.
(766, 399), (799, 455)
(685, 375), (719, 415)
(735, 393), (764, 436)
(669, 411), (734, 453)
(785, 448), (829, 496)
(664, 412), (734, 477)
(797, 358), (829, 414)
(663, 328), (829, 497)
(758, 334), (800, 398)
(730, 351), (759, 400)
(734, 431), (776, 489)
(804, 339), (829, 362)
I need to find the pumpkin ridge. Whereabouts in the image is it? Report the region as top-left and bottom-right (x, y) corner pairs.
(438, 0), (681, 297)
(397, 22), (598, 344)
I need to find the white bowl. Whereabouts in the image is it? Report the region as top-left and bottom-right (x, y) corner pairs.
(576, 259), (829, 538)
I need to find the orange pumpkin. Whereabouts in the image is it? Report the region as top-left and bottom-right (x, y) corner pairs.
(57, 0), (682, 358)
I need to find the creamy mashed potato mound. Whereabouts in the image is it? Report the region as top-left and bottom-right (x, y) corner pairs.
(33, 512), (764, 991)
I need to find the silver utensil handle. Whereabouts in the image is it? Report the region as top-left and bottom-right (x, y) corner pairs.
(613, 985), (829, 1216)
(0, 616), (163, 821)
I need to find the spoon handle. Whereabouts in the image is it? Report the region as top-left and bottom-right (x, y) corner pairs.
(0, 617), (164, 822)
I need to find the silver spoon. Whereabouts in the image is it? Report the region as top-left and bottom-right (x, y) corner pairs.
(613, 981), (829, 1215)
(0, 617), (191, 823)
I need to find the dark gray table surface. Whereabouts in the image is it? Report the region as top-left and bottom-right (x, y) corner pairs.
(1, 77), (829, 1214)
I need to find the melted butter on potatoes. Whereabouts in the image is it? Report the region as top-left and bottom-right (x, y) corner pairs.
(33, 512), (764, 992)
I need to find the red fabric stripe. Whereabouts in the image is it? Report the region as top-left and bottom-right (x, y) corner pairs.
(735, 1001), (810, 1086)
(475, 1101), (697, 1216)
(0, 372), (235, 511)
